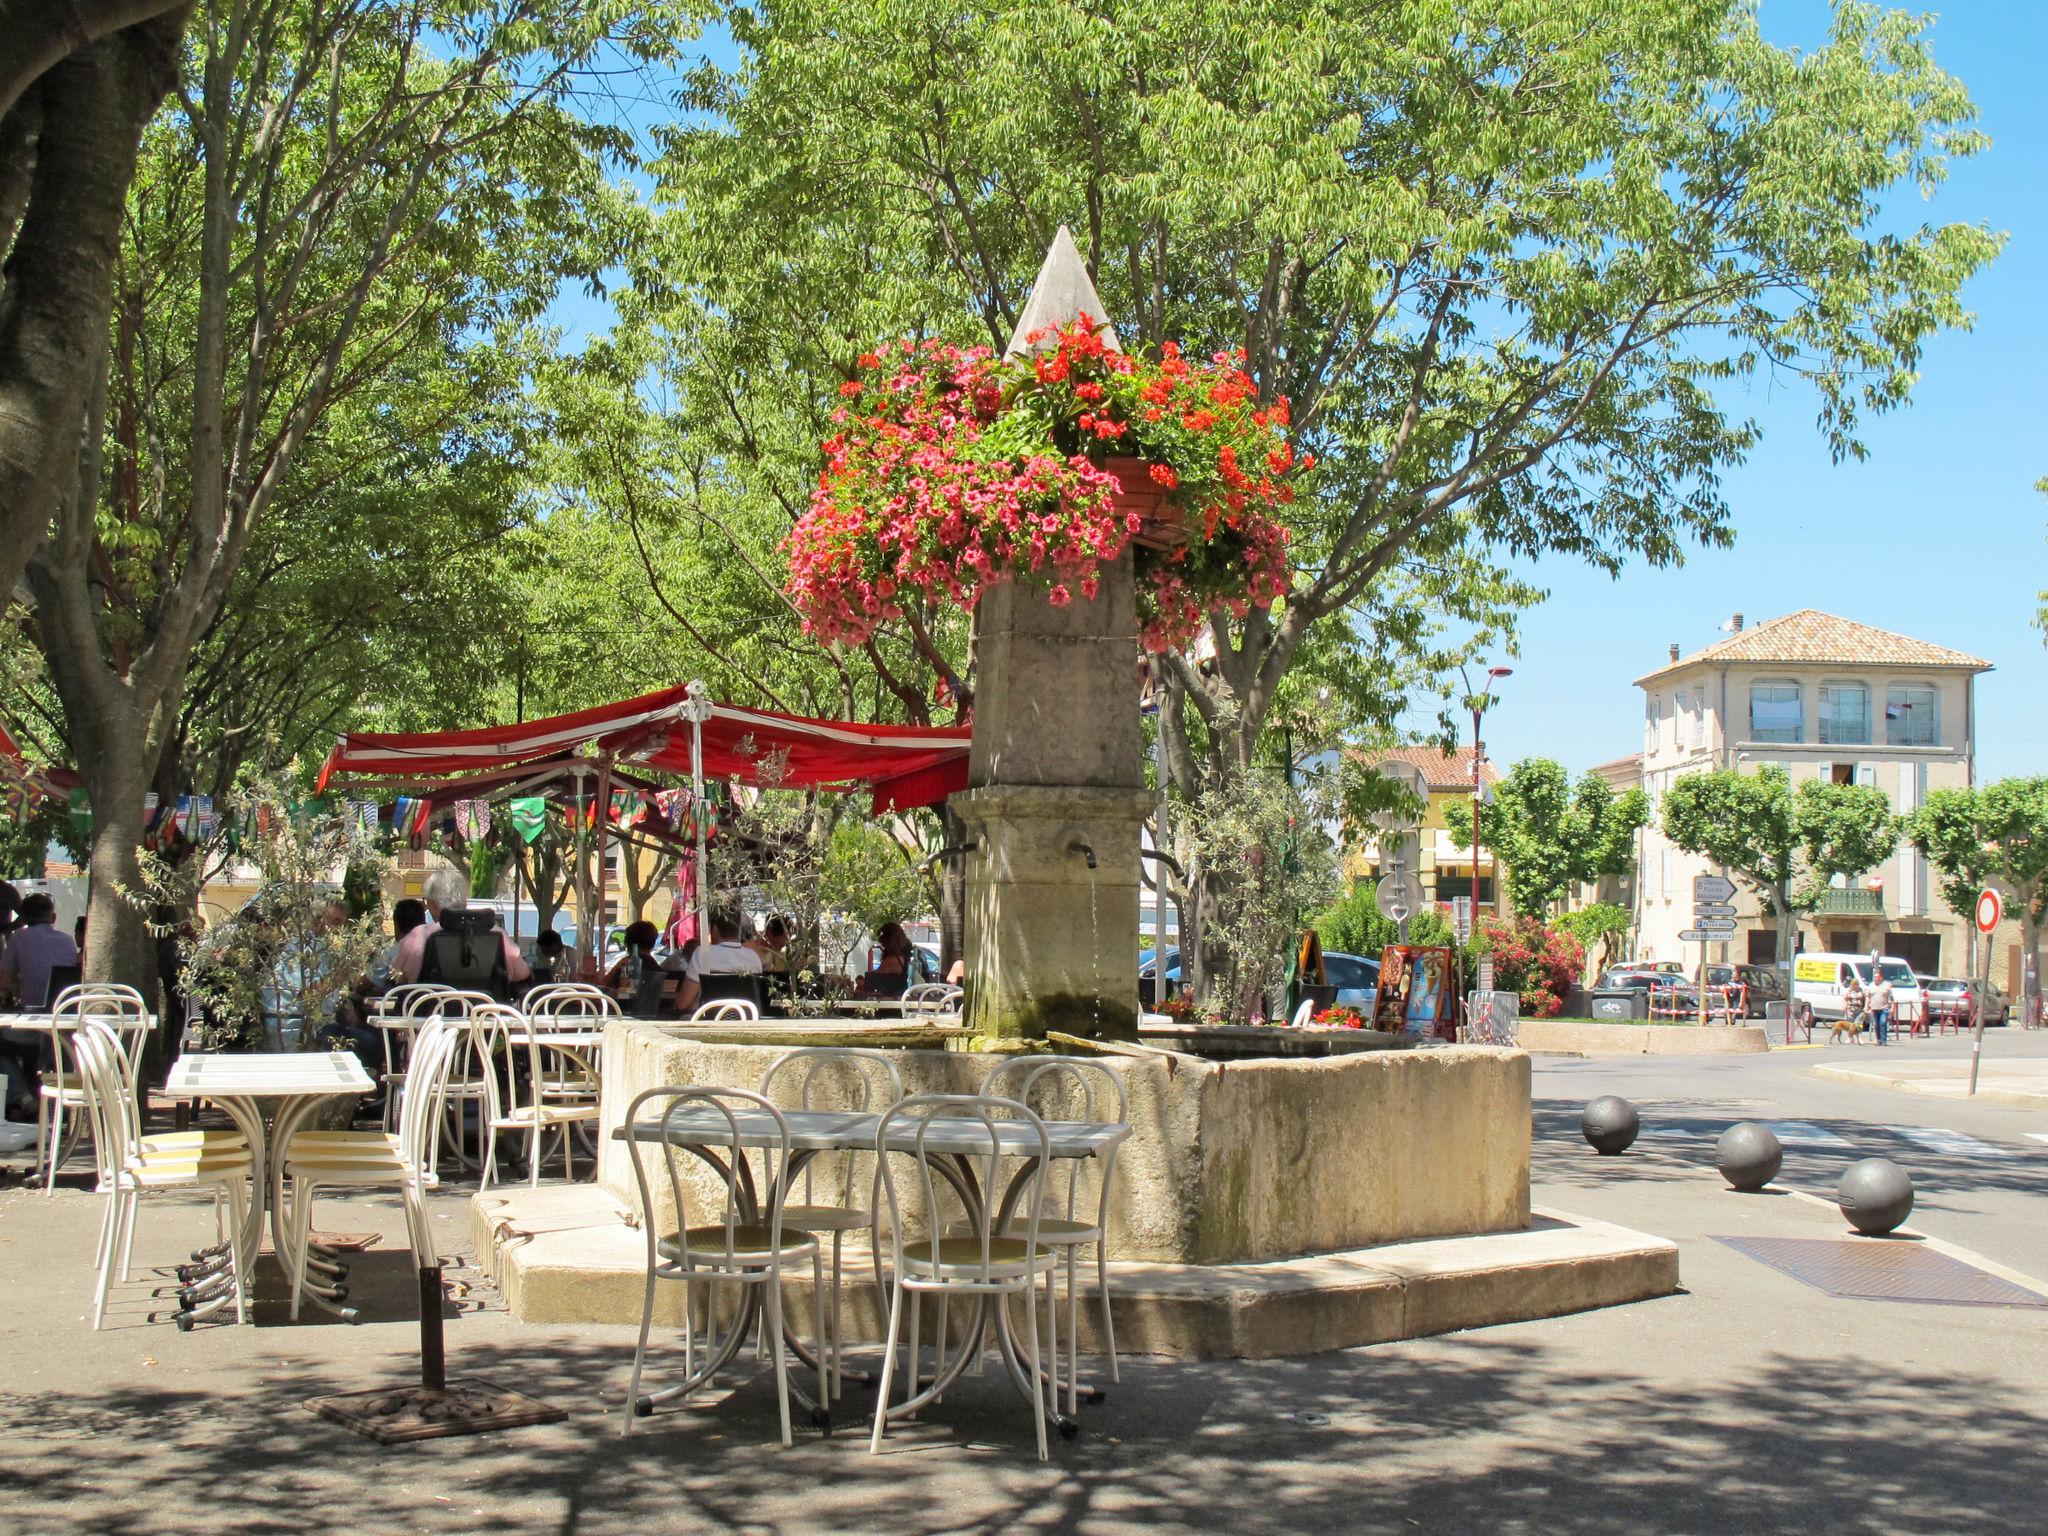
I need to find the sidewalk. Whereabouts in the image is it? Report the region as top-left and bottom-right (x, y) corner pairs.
(1811, 1054), (2048, 1109)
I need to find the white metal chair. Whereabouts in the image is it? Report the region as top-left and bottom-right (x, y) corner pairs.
(371, 984), (449, 1131)
(40, 984), (153, 1196)
(691, 998), (761, 1021)
(522, 984), (615, 1107)
(870, 1093), (1059, 1460)
(70, 1020), (255, 1329)
(984, 1055), (1128, 1412)
(901, 983), (964, 1017)
(620, 1086), (827, 1446)
(470, 1003), (600, 1188)
(760, 1047), (903, 1399)
(524, 982), (620, 1019)
(281, 1017), (464, 1320)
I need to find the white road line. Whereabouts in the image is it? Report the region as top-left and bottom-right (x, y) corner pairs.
(1889, 1127), (2016, 1158)
(1760, 1120), (1852, 1147)
(2027, 1133), (2048, 1146)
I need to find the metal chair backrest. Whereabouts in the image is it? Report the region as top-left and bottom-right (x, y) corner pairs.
(524, 984), (619, 1028)
(68, 1020), (142, 1187)
(464, 1003), (531, 1118)
(691, 998), (760, 1021)
(984, 1055), (1126, 1224)
(761, 1047), (902, 1212)
(621, 1086), (793, 1275)
(52, 985), (153, 1097)
(876, 1093), (1050, 1283)
(397, 1018), (463, 1184)
(402, 985), (465, 1021)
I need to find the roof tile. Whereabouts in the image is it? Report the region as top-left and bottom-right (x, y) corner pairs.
(1636, 609), (1991, 685)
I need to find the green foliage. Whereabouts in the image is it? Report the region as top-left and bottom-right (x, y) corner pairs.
(1661, 766), (1896, 920)
(1474, 915), (1586, 1019)
(1904, 779), (2048, 938)
(1556, 901), (1634, 975)
(1184, 767), (1341, 1020)
(1441, 759), (1647, 914)
(1314, 878), (1458, 961)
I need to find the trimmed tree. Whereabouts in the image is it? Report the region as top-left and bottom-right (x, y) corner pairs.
(1904, 778), (2048, 1009)
(1661, 765), (1896, 966)
(1441, 758), (1647, 916)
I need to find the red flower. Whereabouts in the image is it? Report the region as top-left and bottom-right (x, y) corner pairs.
(839, 380), (863, 397)
(1149, 463), (1178, 489)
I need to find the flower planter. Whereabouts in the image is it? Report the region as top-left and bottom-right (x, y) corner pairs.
(1101, 454), (1188, 551)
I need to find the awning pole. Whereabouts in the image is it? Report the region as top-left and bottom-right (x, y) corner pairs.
(570, 764), (591, 974)
(683, 680), (713, 944)
(594, 751), (615, 972)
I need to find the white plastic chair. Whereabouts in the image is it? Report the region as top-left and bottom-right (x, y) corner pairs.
(870, 1093), (1059, 1460)
(984, 1055), (1128, 1412)
(760, 1047), (903, 1399)
(282, 1017), (465, 1319)
(620, 1086), (827, 1446)
(70, 1020), (254, 1329)
(690, 999), (761, 1021)
(40, 984), (153, 1196)
(372, 984), (449, 1131)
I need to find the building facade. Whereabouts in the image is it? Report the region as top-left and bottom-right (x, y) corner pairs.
(1629, 610), (1989, 975)
(1348, 745), (1503, 913)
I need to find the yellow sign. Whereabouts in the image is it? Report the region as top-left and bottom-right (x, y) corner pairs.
(1794, 957), (1838, 984)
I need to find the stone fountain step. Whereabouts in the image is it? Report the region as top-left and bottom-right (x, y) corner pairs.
(469, 1186), (1677, 1359)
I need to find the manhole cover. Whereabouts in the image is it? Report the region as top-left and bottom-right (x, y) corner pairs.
(1714, 1236), (2048, 1309)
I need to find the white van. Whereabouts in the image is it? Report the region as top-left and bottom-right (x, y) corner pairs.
(1791, 953), (1924, 1026)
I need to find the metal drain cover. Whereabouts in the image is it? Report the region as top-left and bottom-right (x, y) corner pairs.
(1715, 1236), (2048, 1309)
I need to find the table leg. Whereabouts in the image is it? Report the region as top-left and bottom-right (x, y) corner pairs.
(176, 1093), (266, 1322)
(271, 1094), (361, 1319)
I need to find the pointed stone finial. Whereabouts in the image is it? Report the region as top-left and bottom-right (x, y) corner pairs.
(1004, 225), (1121, 359)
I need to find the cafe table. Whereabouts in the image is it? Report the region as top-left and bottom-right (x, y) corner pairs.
(613, 1104), (1128, 1435)
(160, 1051), (376, 1321)
(0, 1009), (156, 1167)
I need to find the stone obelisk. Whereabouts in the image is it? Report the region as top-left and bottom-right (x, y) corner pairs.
(955, 228), (1149, 1043)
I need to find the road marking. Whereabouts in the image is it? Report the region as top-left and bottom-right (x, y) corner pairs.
(2027, 1133), (2048, 1146)
(1760, 1120), (1852, 1147)
(1889, 1127), (2015, 1159)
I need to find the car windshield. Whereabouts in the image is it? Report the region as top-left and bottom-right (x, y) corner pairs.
(1324, 955), (1377, 989)
(1852, 960), (1916, 987)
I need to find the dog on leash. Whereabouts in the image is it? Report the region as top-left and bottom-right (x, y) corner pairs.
(1829, 1010), (1865, 1044)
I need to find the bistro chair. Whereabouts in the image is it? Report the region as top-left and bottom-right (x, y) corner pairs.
(468, 1003), (601, 1188)
(281, 1018), (464, 1320)
(371, 984), (450, 1132)
(691, 998), (761, 1021)
(760, 1047), (904, 1399)
(70, 1020), (254, 1329)
(40, 984), (153, 1196)
(984, 1055), (1128, 1411)
(619, 1086), (827, 1447)
(870, 1093), (1059, 1460)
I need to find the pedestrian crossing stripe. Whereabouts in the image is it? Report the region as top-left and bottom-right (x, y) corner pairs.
(1760, 1120), (1851, 1147)
(1889, 1127), (2015, 1159)
(2028, 1133), (2048, 1146)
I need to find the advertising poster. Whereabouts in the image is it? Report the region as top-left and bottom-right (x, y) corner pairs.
(1375, 944), (1457, 1039)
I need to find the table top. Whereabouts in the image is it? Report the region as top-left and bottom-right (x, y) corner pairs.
(0, 1011), (154, 1031)
(616, 1104), (1128, 1159)
(163, 1052), (376, 1099)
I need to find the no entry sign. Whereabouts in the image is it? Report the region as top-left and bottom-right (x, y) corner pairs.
(1975, 888), (2002, 934)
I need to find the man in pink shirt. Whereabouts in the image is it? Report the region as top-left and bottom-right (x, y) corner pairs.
(396, 871), (529, 987)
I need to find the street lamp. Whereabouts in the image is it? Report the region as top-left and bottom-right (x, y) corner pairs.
(1462, 663), (1512, 931)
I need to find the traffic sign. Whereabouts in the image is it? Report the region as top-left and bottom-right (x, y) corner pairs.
(1376, 876), (1422, 921)
(1693, 875), (1736, 902)
(1692, 902), (1737, 919)
(1690, 921), (1737, 936)
(1975, 888), (2003, 935)
(1677, 929), (1732, 944)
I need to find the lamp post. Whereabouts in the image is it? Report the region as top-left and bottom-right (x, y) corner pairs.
(1463, 664), (1512, 933)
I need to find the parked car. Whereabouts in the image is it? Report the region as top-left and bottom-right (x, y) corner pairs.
(1916, 974), (2008, 1027)
(1593, 969), (1665, 993)
(1606, 960), (1683, 976)
(1322, 951), (1380, 1010)
(1791, 953), (1925, 1025)
(1698, 963), (1786, 1019)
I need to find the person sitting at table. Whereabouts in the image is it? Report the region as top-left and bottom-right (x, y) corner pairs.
(745, 915), (791, 973)
(854, 920), (931, 1000)
(673, 912), (763, 1015)
(530, 929), (566, 985)
(0, 893), (80, 1117)
(371, 898), (428, 992)
(395, 870), (530, 989)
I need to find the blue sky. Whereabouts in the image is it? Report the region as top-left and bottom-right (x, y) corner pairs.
(555, 4), (2044, 782)
(1469, 1), (2047, 783)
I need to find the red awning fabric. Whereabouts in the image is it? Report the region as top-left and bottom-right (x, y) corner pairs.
(316, 686), (972, 812)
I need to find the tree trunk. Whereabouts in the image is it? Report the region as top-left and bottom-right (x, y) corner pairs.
(0, 11), (187, 605)
(74, 711), (159, 1002)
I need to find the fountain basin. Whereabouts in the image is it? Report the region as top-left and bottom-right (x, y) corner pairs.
(596, 1021), (1530, 1265)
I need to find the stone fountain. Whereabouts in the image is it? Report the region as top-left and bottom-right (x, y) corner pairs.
(469, 233), (1680, 1360)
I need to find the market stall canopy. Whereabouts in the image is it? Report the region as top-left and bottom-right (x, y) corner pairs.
(315, 684), (972, 813)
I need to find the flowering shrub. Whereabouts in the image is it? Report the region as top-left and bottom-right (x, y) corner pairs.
(1310, 1004), (1369, 1030)
(784, 318), (1302, 652)
(1475, 915), (1585, 1018)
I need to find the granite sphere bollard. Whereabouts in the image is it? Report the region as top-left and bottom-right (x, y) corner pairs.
(1837, 1158), (1914, 1235)
(1581, 1096), (1640, 1155)
(1716, 1123), (1784, 1191)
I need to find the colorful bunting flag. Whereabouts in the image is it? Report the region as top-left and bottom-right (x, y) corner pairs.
(507, 796), (548, 845)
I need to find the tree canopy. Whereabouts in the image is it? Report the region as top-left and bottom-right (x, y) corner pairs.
(1904, 778), (2048, 984)
(1441, 758), (1647, 915)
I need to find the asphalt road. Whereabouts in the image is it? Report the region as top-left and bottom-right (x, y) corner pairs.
(1, 1035), (2043, 1536)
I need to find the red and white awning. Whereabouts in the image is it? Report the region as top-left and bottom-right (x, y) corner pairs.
(316, 683), (971, 813)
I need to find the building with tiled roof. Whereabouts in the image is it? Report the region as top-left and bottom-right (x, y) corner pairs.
(1358, 744), (1500, 793)
(1632, 609), (1992, 981)
(1348, 745), (1505, 916)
